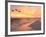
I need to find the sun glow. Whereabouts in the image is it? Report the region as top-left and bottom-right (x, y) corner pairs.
(10, 6), (41, 18)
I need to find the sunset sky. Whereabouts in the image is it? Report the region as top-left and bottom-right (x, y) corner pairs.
(10, 5), (41, 18)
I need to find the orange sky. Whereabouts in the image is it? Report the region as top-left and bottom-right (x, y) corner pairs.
(10, 6), (41, 18)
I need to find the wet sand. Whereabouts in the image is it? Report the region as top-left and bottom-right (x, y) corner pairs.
(11, 18), (41, 31)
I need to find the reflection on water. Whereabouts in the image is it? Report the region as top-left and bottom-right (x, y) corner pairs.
(11, 18), (41, 31)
